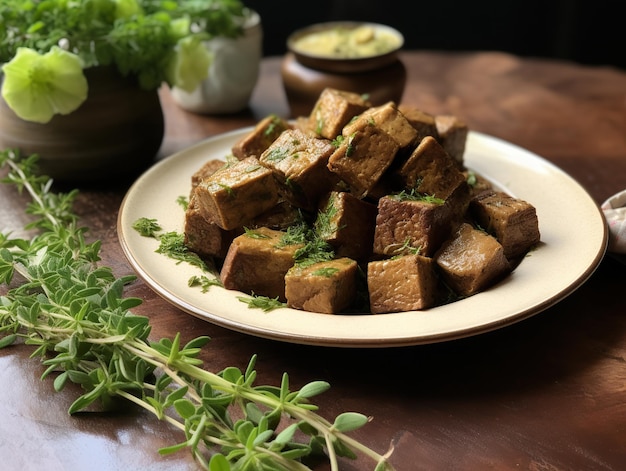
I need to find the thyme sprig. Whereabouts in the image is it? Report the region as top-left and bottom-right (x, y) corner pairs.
(0, 149), (394, 471)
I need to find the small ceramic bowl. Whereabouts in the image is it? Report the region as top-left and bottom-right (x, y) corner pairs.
(281, 21), (407, 117)
(287, 21), (404, 73)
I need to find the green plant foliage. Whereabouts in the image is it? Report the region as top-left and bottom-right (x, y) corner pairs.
(0, 148), (395, 470)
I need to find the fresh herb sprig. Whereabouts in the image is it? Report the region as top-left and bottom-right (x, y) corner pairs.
(0, 149), (395, 471)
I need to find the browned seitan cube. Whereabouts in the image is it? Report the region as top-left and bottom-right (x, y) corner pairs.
(464, 170), (493, 197)
(191, 158), (227, 192)
(292, 115), (319, 137)
(260, 128), (338, 211)
(470, 190), (540, 260)
(367, 254), (438, 313)
(435, 223), (511, 297)
(231, 114), (291, 160)
(435, 114), (469, 167)
(316, 191), (377, 262)
(220, 227), (303, 301)
(398, 105), (439, 141)
(328, 121), (399, 198)
(285, 257), (358, 314)
(309, 88), (371, 140)
(184, 192), (236, 259)
(343, 101), (419, 151)
(372, 195), (456, 257)
(399, 136), (469, 201)
(249, 201), (303, 231)
(194, 157), (280, 230)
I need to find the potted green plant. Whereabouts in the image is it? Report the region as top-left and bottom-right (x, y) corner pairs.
(0, 0), (250, 181)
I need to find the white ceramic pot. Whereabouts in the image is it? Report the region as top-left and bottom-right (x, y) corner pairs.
(171, 9), (262, 114)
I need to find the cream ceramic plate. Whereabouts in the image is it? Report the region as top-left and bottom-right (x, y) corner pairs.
(118, 128), (607, 347)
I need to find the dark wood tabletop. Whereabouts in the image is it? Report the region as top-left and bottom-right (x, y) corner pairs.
(2, 51), (626, 470)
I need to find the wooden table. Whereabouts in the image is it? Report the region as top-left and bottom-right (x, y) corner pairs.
(2, 51), (626, 470)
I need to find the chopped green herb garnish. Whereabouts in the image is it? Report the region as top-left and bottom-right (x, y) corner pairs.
(311, 267), (340, 277)
(263, 147), (289, 162)
(132, 217), (161, 237)
(188, 274), (223, 292)
(345, 133), (356, 157)
(237, 294), (286, 311)
(176, 195), (189, 211)
(390, 189), (445, 205)
(243, 227), (271, 239)
(466, 170), (477, 187)
(263, 114), (281, 136)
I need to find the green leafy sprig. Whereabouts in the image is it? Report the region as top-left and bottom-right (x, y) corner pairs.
(0, 149), (395, 471)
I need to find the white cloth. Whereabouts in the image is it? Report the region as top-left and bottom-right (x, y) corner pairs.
(601, 189), (626, 254)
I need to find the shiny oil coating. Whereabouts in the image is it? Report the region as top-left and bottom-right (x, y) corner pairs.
(2, 52), (626, 470)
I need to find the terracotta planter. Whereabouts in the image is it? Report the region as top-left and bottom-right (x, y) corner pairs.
(0, 67), (164, 182)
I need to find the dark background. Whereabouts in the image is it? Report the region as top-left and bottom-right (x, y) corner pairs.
(243, 0), (624, 70)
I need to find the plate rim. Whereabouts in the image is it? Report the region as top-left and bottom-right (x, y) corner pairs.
(117, 128), (608, 348)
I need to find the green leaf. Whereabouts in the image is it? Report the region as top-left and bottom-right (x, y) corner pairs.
(165, 385), (189, 406)
(68, 381), (106, 414)
(245, 401), (264, 425)
(274, 423), (299, 446)
(174, 398), (196, 419)
(184, 336), (211, 350)
(332, 438), (357, 459)
(0, 334), (17, 349)
(332, 412), (369, 432)
(53, 371), (69, 391)
(375, 460), (393, 471)
(296, 381), (330, 399)
(158, 441), (189, 456)
(66, 369), (92, 386)
(119, 297), (143, 310)
(280, 446), (312, 460)
(209, 453), (231, 471)
(221, 366), (243, 384)
(253, 429), (274, 447)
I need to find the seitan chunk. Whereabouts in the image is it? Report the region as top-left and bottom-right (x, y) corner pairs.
(248, 201), (303, 231)
(191, 158), (227, 192)
(399, 136), (469, 201)
(464, 170), (493, 198)
(285, 257), (358, 314)
(184, 192), (236, 259)
(367, 254), (438, 313)
(343, 101), (419, 151)
(373, 193), (461, 257)
(434, 114), (468, 167)
(316, 191), (377, 262)
(398, 105), (439, 142)
(328, 120), (399, 198)
(220, 227), (303, 301)
(435, 222), (511, 297)
(470, 190), (540, 260)
(309, 87), (371, 140)
(194, 156), (281, 230)
(260, 128), (338, 211)
(231, 114), (291, 160)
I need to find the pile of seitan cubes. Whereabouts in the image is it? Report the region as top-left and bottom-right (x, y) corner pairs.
(184, 88), (540, 314)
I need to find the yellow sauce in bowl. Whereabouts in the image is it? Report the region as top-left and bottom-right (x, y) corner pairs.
(290, 24), (403, 59)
